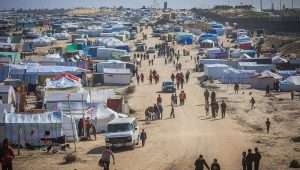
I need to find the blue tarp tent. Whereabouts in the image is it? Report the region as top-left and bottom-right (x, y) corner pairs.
(199, 33), (218, 43)
(176, 32), (193, 45)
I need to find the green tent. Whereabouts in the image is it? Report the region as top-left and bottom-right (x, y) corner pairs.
(65, 44), (78, 53)
(0, 52), (21, 63)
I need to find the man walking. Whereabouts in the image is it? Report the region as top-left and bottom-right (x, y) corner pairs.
(265, 118), (271, 134)
(140, 129), (147, 147)
(246, 149), (254, 170)
(204, 89), (209, 105)
(170, 104), (175, 118)
(210, 159), (221, 170)
(242, 151), (247, 170)
(253, 147), (261, 170)
(194, 155), (210, 170)
(100, 146), (115, 170)
(221, 100), (227, 119)
(250, 97), (256, 109)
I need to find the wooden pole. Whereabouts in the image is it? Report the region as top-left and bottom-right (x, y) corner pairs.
(81, 94), (86, 137)
(67, 94), (76, 152)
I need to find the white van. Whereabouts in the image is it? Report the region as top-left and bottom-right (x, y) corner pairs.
(105, 117), (140, 148)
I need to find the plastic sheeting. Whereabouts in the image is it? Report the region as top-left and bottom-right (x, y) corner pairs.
(96, 37), (129, 52)
(280, 76), (300, 92)
(220, 68), (257, 84)
(204, 64), (229, 79)
(0, 112), (78, 146)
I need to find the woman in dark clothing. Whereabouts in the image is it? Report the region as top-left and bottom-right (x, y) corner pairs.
(0, 138), (15, 170)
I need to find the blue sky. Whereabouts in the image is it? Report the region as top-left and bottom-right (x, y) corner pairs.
(0, 0), (299, 9)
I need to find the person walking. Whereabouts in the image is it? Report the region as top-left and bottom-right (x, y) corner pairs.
(205, 103), (209, 116)
(210, 158), (221, 170)
(140, 73), (144, 83)
(265, 85), (270, 95)
(250, 97), (256, 110)
(185, 70), (190, 83)
(171, 73), (175, 82)
(174, 93), (178, 105)
(157, 94), (162, 105)
(265, 118), (271, 134)
(100, 146), (115, 170)
(170, 104), (175, 118)
(215, 101), (219, 116)
(211, 91), (216, 103)
(179, 90), (186, 105)
(291, 90), (294, 100)
(234, 83), (239, 94)
(246, 149), (254, 170)
(0, 138), (15, 170)
(204, 89), (209, 105)
(149, 73), (153, 84)
(253, 147), (261, 170)
(242, 151), (247, 170)
(221, 100), (227, 119)
(194, 155), (210, 170)
(140, 129), (147, 147)
(136, 74), (140, 85)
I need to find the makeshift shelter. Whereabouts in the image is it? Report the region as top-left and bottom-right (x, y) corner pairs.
(32, 36), (56, 47)
(238, 62), (274, 73)
(206, 48), (227, 58)
(220, 68), (257, 84)
(279, 76), (300, 92)
(272, 55), (288, 64)
(200, 39), (215, 48)
(251, 70), (282, 90)
(103, 68), (132, 85)
(53, 32), (70, 40)
(198, 33), (218, 43)
(96, 48), (128, 60)
(95, 37), (130, 52)
(0, 111), (78, 146)
(0, 52), (21, 64)
(204, 64), (229, 79)
(0, 85), (17, 106)
(45, 73), (82, 90)
(175, 32), (193, 45)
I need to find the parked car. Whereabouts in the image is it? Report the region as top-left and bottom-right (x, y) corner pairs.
(105, 117), (140, 148)
(162, 80), (176, 92)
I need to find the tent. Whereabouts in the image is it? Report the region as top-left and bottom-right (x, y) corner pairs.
(0, 85), (17, 106)
(220, 68), (257, 84)
(200, 39), (215, 48)
(103, 68), (131, 85)
(272, 55), (288, 64)
(32, 36), (56, 47)
(238, 62), (274, 73)
(199, 33), (218, 43)
(0, 52), (21, 64)
(53, 32), (70, 40)
(96, 48), (128, 60)
(251, 70), (282, 90)
(204, 64), (229, 79)
(206, 48), (227, 58)
(279, 76), (300, 92)
(175, 32), (193, 45)
(0, 111), (78, 146)
(45, 73), (82, 90)
(96, 37), (130, 52)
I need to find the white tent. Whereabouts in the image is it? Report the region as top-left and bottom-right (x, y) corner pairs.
(251, 70), (282, 90)
(32, 36), (56, 47)
(53, 32), (70, 40)
(280, 76), (300, 92)
(204, 64), (229, 79)
(45, 74), (82, 89)
(0, 111), (78, 146)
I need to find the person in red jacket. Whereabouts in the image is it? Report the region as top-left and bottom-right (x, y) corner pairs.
(0, 138), (15, 170)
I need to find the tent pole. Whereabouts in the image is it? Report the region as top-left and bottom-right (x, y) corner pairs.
(82, 94), (86, 138)
(17, 125), (20, 156)
(68, 95), (76, 152)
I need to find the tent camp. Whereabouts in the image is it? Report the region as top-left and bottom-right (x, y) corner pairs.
(279, 76), (300, 92)
(0, 111), (78, 146)
(251, 70), (282, 90)
(238, 62), (274, 73)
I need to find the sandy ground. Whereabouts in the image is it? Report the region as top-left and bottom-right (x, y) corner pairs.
(13, 27), (300, 170)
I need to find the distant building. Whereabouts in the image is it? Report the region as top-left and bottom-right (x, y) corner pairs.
(164, 1), (168, 10)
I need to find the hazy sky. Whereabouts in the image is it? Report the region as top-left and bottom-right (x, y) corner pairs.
(0, 0), (299, 9)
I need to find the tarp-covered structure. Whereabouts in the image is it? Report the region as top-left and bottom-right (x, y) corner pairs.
(220, 68), (257, 84)
(251, 70), (282, 90)
(279, 76), (300, 92)
(175, 32), (193, 44)
(204, 64), (229, 79)
(96, 37), (130, 52)
(0, 111), (78, 146)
